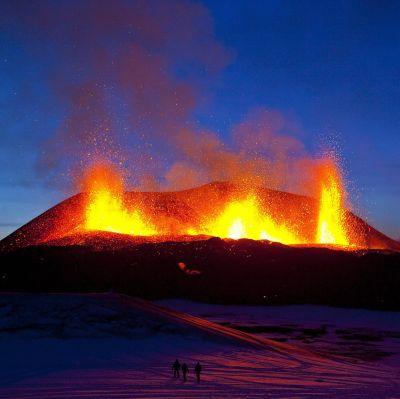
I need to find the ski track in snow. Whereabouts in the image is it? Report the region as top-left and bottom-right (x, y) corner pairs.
(0, 294), (399, 398)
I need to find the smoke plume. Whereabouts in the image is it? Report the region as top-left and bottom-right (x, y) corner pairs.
(4, 0), (322, 196)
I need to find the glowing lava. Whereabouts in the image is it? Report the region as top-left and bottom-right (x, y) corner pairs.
(200, 196), (300, 244)
(316, 162), (349, 246)
(84, 165), (156, 236)
(79, 158), (356, 248)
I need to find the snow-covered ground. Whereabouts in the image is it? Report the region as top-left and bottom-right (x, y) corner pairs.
(158, 299), (400, 366)
(0, 293), (399, 398)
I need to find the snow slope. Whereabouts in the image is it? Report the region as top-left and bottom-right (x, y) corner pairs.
(158, 299), (400, 365)
(0, 293), (399, 398)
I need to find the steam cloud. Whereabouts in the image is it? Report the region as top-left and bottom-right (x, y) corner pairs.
(4, 0), (324, 196)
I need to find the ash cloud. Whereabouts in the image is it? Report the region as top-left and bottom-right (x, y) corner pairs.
(164, 109), (315, 195)
(4, 0), (320, 195)
(4, 0), (230, 181)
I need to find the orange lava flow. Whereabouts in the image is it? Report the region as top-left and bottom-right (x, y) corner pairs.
(192, 196), (300, 244)
(84, 165), (156, 236)
(316, 162), (349, 246)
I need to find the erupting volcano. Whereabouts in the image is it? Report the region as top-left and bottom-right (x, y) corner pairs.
(1, 158), (399, 252)
(71, 159), (381, 249)
(3, 2), (400, 397)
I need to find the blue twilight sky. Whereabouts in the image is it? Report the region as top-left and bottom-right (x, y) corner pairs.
(0, 0), (399, 239)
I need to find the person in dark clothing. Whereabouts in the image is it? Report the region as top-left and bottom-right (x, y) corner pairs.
(172, 359), (181, 378)
(194, 361), (202, 383)
(181, 363), (189, 382)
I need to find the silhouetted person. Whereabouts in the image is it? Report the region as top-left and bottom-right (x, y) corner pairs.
(172, 359), (181, 378)
(194, 361), (202, 383)
(182, 363), (189, 382)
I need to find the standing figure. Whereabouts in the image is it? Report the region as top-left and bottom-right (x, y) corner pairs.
(182, 363), (189, 382)
(172, 359), (181, 378)
(194, 361), (202, 383)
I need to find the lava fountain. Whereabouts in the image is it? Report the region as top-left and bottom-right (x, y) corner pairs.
(194, 196), (300, 244)
(316, 160), (349, 246)
(84, 165), (157, 236)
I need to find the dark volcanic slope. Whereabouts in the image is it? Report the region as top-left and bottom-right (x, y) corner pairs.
(1, 237), (400, 310)
(1, 182), (399, 251)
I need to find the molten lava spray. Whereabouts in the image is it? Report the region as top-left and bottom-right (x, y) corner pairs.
(84, 165), (156, 236)
(198, 196), (299, 244)
(79, 156), (355, 248)
(316, 160), (349, 246)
